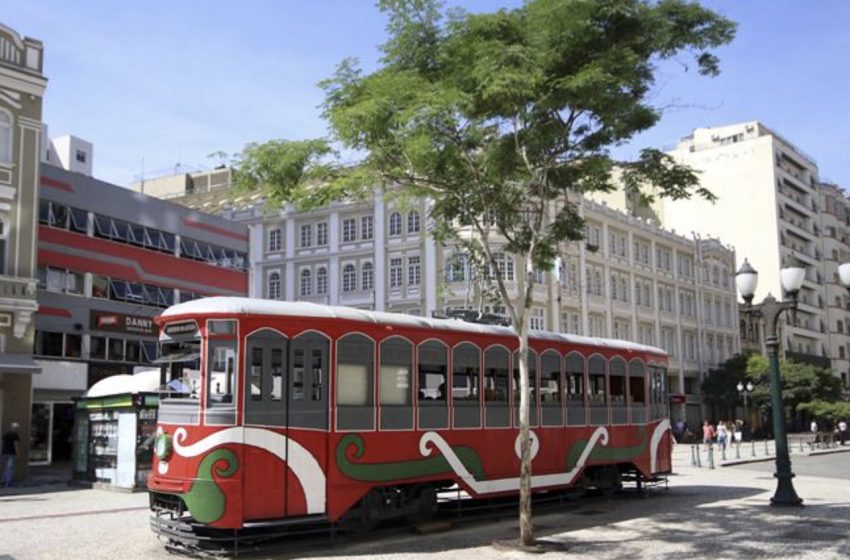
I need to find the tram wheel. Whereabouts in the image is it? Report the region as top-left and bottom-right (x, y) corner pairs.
(406, 487), (438, 524)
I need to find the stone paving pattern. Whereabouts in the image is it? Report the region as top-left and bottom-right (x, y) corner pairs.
(1, 441), (848, 560)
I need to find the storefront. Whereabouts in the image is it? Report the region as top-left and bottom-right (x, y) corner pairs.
(72, 370), (159, 491)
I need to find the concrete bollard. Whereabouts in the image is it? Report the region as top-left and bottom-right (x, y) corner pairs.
(735, 440), (741, 459)
(691, 445), (697, 466)
(799, 437), (804, 453)
(708, 445), (715, 469)
(751, 440), (756, 457)
(721, 444), (727, 461)
(764, 440), (769, 455)
(696, 446), (702, 468)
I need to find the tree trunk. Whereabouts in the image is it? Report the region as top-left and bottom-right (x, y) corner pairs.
(518, 327), (533, 546)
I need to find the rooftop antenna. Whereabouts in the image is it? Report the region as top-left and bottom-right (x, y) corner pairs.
(140, 157), (145, 194)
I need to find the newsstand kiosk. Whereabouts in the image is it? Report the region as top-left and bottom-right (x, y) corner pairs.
(72, 370), (159, 490)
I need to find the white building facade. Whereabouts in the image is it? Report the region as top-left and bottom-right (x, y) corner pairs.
(659, 121), (843, 378)
(223, 195), (739, 427)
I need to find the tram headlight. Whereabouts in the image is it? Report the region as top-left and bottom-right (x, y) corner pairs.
(154, 433), (172, 460)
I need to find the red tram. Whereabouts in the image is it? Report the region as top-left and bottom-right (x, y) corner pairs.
(148, 297), (672, 538)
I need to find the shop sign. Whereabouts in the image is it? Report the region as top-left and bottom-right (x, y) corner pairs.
(90, 311), (159, 336)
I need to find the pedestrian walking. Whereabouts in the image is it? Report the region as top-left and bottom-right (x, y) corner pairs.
(733, 419), (743, 443)
(838, 419), (847, 446)
(811, 419), (819, 444)
(1, 422), (20, 487)
(716, 420), (728, 451)
(702, 419), (716, 448)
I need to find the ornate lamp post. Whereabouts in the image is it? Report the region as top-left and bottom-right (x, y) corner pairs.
(736, 380), (754, 439)
(735, 257), (804, 507)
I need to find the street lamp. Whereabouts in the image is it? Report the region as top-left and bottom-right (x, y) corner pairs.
(735, 257), (804, 507)
(736, 380), (754, 439)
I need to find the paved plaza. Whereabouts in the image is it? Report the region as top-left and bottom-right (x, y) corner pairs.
(1, 442), (849, 560)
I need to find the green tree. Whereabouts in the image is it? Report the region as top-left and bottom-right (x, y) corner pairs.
(236, 0), (735, 546)
(703, 354), (843, 432)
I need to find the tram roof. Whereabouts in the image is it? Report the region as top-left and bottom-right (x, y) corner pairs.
(160, 297), (666, 357)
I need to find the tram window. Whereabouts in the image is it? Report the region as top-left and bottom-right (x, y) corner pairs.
(540, 351), (561, 403)
(250, 347), (263, 401)
(452, 344), (480, 401)
(565, 353), (584, 403)
(629, 360), (646, 405)
(311, 348), (324, 401)
(271, 348), (283, 401)
(512, 351), (537, 404)
(337, 334), (373, 406)
(483, 347), (509, 402)
(292, 349), (305, 401)
(207, 340), (236, 407)
(587, 355), (606, 406)
(609, 358), (626, 405)
(380, 337), (412, 405)
(417, 341), (447, 402)
(208, 320), (236, 335)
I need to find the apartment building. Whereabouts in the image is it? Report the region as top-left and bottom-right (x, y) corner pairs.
(0, 23), (45, 480)
(32, 156), (249, 465)
(655, 122), (843, 377)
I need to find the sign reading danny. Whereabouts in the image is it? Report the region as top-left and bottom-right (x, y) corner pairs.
(90, 310), (159, 336)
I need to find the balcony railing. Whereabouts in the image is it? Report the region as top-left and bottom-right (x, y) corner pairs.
(0, 276), (37, 299)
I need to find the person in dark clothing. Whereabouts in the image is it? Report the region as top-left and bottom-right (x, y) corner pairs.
(2, 422), (20, 487)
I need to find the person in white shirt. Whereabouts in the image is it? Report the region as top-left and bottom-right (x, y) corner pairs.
(838, 420), (847, 446)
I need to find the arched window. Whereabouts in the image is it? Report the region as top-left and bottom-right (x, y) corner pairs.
(407, 210), (420, 233)
(389, 212), (402, 236)
(342, 264), (356, 292)
(362, 262), (374, 291)
(316, 267), (328, 295)
(300, 268), (312, 296)
(0, 111), (12, 165)
(268, 272), (281, 300)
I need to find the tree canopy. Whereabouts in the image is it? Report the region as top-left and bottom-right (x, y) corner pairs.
(235, 0), (736, 546)
(702, 353), (843, 422)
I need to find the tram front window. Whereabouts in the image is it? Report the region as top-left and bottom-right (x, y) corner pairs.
(157, 341), (201, 399)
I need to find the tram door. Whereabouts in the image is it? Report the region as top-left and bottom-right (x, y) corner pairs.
(244, 330), (329, 520)
(244, 330), (290, 520)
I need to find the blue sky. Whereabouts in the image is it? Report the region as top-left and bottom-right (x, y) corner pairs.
(4, 1), (849, 187)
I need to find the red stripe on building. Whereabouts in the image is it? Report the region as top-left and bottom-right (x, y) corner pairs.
(183, 217), (249, 242)
(38, 306), (73, 317)
(41, 176), (74, 193)
(38, 227), (248, 293)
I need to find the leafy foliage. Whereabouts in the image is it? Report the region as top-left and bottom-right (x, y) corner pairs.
(236, 0), (736, 545)
(703, 353), (843, 420)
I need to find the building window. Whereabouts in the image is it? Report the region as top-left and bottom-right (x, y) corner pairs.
(300, 224), (312, 248)
(342, 218), (357, 243)
(407, 210), (420, 233)
(342, 264), (357, 292)
(300, 269), (312, 297)
(75, 149), (87, 163)
(316, 267), (328, 295)
(408, 256), (421, 286)
(361, 216), (373, 240)
(390, 257), (403, 288)
(446, 253), (467, 283)
(316, 222), (328, 246)
(0, 111), (11, 165)
(530, 308), (545, 331)
(389, 212), (402, 236)
(268, 228), (281, 252)
(268, 272), (281, 300)
(362, 262), (374, 292)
